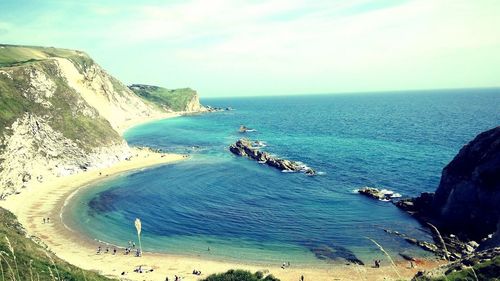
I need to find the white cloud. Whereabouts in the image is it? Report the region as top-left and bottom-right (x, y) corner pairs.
(2, 0), (499, 96)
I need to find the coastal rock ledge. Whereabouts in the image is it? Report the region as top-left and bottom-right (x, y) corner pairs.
(229, 139), (316, 175)
(398, 126), (500, 245)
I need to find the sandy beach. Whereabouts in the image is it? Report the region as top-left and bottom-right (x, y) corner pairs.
(115, 113), (182, 135)
(0, 116), (444, 281)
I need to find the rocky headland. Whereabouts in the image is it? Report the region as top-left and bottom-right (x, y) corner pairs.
(0, 44), (205, 199)
(229, 138), (316, 175)
(356, 126), (500, 272)
(396, 126), (500, 246)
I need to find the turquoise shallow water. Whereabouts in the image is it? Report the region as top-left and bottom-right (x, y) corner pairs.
(64, 89), (500, 266)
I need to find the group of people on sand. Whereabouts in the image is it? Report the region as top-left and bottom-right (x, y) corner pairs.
(123, 241), (141, 256)
(281, 261), (291, 269)
(96, 246), (117, 255)
(373, 259), (381, 268)
(96, 240), (141, 256)
(42, 217), (51, 224)
(192, 269), (202, 275)
(133, 265), (154, 274)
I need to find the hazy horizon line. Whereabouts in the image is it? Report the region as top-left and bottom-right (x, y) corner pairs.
(200, 86), (500, 99)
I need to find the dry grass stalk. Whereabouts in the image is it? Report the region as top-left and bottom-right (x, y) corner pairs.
(4, 237), (20, 281)
(469, 266), (479, 281)
(366, 237), (402, 279)
(44, 251), (61, 281)
(48, 266), (55, 281)
(81, 269), (88, 281)
(29, 260), (34, 281)
(427, 222), (449, 261)
(0, 251), (16, 281)
(0, 256), (5, 281)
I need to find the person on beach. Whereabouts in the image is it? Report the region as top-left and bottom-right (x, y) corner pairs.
(113, 248), (117, 255)
(300, 275), (304, 281)
(374, 259), (381, 268)
(96, 246), (101, 254)
(43, 218), (46, 224)
(47, 217), (50, 223)
(105, 247), (109, 253)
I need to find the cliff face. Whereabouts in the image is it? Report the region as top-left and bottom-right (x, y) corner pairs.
(432, 126), (500, 241)
(129, 84), (205, 112)
(0, 45), (165, 198)
(396, 126), (500, 244)
(54, 58), (161, 131)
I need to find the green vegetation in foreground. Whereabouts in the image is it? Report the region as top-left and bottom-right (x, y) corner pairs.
(0, 207), (114, 281)
(129, 84), (197, 112)
(202, 269), (280, 281)
(413, 256), (500, 281)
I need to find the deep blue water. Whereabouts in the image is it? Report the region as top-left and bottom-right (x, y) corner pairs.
(64, 89), (500, 266)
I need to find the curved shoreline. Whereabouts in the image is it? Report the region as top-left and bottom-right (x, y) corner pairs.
(0, 115), (444, 281)
(0, 149), (443, 281)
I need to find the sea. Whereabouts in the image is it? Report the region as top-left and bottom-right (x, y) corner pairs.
(63, 88), (500, 267)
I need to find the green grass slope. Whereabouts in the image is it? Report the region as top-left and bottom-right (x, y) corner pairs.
(0, 207), (114, 281)
(129, 84), (198, 112)
(0, 44), (84, 67)
(0, 46), (121, 152)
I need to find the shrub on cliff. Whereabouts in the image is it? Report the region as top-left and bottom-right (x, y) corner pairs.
(202, 269), (280, 281)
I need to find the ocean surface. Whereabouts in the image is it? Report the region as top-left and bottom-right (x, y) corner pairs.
(64, 89), (500, 267)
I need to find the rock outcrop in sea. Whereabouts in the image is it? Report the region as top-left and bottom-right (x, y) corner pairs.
(229, 139), (316, 175)
(357, 187), (402, 201)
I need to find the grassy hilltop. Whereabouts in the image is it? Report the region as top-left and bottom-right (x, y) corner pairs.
(129, 84), (201, 112)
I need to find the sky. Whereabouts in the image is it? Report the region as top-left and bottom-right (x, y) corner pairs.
(1, 0), (499, 97)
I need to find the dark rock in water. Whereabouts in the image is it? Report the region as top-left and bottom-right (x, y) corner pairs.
(238, 125), (255, 133)
(358, 187), (401, 201)
(404, 238), (439, 253)
(229, 139), (316, 175)
(301, 241), (364, 265)
(383, 228), (450, 258)
(394, 126), (500, 245)
(399, 252), (417, 261)
(394, 192), (435, 214)
(88, 190), (119, 214)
